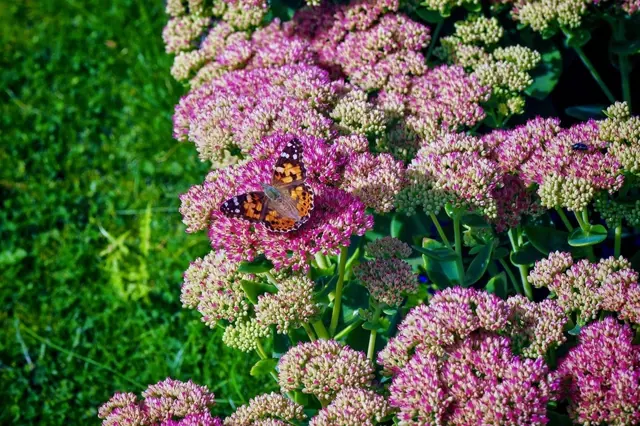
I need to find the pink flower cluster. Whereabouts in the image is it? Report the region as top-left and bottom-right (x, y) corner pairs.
(529, 251), (640, 324)
(379, 288), (567, 425)
(99, 379), (220, 426)
(554, 318), (640, 425)
(277, 340), (374, 403)
(404, 132), (536, 230)
(179, 134), (380, 271)
(389, 333), (557, 425)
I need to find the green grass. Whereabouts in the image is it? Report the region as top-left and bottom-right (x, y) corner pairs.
(0, 1), (274, 423)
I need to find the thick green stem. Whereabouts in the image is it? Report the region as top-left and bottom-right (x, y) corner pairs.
(367, 306), (382, 361)
(574, 210), (590, 231)
(555, 207), (574, 231)
(453, 213), (465, 284)
(334, 319), (364, 340)
(611, 19), (632, 108)
(571, 44), (616, 104)
(425, 20), (444, 64)
(312, 320), (329, 340)
(302, 323), (316, 341)
(498, 258), (522, 295)
(620, 54), (632, 107)
(330, 246), (348, 336)
(508, 229), (533, 300)
(429, 213), (452, 248)
(614, 223), (622, 258)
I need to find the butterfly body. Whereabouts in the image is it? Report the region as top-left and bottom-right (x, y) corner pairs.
(220, 139), (314, 232)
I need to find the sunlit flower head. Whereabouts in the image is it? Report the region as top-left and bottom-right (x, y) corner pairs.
(224, 393), (306, 426)
(255, 275), (318, 333)
(309, 388), (391, 426)
(554, 317), (640, 425)
(278, 340), (374, 402)
(180, 134), (373, 271)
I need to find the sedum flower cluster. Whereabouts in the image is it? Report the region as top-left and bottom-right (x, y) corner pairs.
(438, 15), (541, 120)
(529, 251), (640, 324)
(99, 379), (221, 426)
(380, 287), (561, 425)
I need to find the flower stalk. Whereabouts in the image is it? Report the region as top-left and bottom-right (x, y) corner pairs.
(330, 246), (349, 336)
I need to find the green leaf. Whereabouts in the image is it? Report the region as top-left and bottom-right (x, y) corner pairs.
(564, 28), (591, 48)
(390, 213), (403, 238)
(510, 242), (544, 266)
(565, 104), (606, 121)
(413, 242), (458, 261)
(250, 358), (278, 377)
(362, 317), (390, 333)
(237, 255), (273, 274)
(524, 226), (570, 255)
(492, 246), (509, 260)
(568, 225), (607, 247)
(240, 280), (276, 304)
(463, 1), (481, 12)
(525, 43), (562, 100)
(293, 391), (309, 406)
(610, 38), (640, 55)
(464, 244), (493, 287)
(485, 272), (507, 299)
(461, 213), (490, 228)
(421, 239), (462, 287)
(415, 7), (443, 23)
(468, 245), (484, 255)
(567, 323), (582, 336)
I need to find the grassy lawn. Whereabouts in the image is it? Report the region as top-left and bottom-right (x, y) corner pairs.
(0, 1), (273, 424)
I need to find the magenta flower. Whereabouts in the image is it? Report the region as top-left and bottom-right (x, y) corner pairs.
(378, 287), (511, 374)
(99, 379), (220, 426)
(389, 334), (556, 426)
(309, 388), (391, 426)
(529, 252), (640, 324)
(555, 317), (640, 425)
(180, 134), (373, 271)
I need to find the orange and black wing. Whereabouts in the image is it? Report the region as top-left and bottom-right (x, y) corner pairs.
(263, 183), (314, 233)
(272, 138), (306, 187)
(220, 192), (267, 223)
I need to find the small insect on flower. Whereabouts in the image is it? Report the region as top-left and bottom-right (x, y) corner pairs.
(220, 138), (315, 232)
(571, 142), (589, 151)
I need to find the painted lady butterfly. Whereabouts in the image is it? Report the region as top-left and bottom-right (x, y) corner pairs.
(220, 139), (315, 232)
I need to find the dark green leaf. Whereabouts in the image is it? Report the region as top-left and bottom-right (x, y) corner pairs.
(390, 213), (403, 238)
(413, 242), (458, 261)
(524, 226), (569, 254)
(567, 323), (582, 336)
(464, 244), (493, 287)
(568, 225), (607, 247)
(565, 105), (606, 121)
(463, 1), (481, 12)
(415, 7), (443, 23)
(564, 28), (592, 48)
(237, 255), (274, 274)
(610, 38), (640, 55)
(469, 245), (484, 255)
(293, 391), (309, 406)
(485, 272), (507, 299)
(492, 247), (509, 260)
(461, 213), (490, 228)
(250, 358), (278, 377)
(362, 317), (390, 332)
(240, 280), (276, 304)
(510, 242), (544, 265)
(525, 43), (562, 100)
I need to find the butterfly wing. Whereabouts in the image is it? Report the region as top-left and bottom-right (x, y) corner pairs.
(263, 183), (314, 232)
(220, 192), (268, 223)
(272, 138), (306, 187)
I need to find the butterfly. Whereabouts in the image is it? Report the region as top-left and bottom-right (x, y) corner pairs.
(220, 138), (315, 233)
